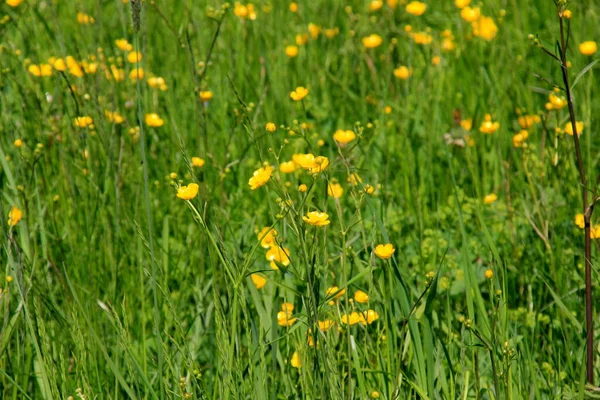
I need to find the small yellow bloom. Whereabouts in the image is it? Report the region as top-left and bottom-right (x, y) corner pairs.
(6, 0), (23, 7)
(371, 391), (381, 399)
(145, 113), (164, 127)
(472, 16), (498, 41)
(265, 122), (277, 132)
(592, 226), (600, 239)
(347, 173), (363, 185)
(105, 110), (125, 124)
(575, 213), (585, 229)
(199, 91), (213, 102)
(257, 226), (278, 248)
(115, 39), (133, 51)
(562, 10), (572, 19)
(362, 34), (383, 49)
(250, 273), (267, 289)
(326, 286), (346, 300)
(308, 23), (321, 39)
(289, 2), (298, 12)
(479, 114), (500, 134)
(354, 290), (370, 303)
(327, 183), (344, 198)
(363, 184), (375, 194)
(285, 45), (299, 58)
(14, 139), (23, 148)
(374, 243), (395, 259)
(341, 311), (365, 325)
(484, 269), (494, 279)
(512, 131), (527, 148)
(518, 114), (541, 129)
(248, 165), (273, 190)
(290, 351), (302, 368)
(405, 1), (427, 16)
(318, 320), (335, 331)
(176, 183), (199, 200)
(363, 309), (379, 324)
(461, 119), (473, 131)
(50, 57), (67, 71)
(483, 193), (497, 204)
(296, 33), (309, 46)
(460, 6), (480, 22)
(77, 12), (95, 25)
(455, 0), (470, 8)
(277, 311), (297, 326)
(74, 116), (93, 128)
(127, 51), (142, 63)
(393, 66), (413, 80)
(266, 246), (291, 269)
(579, 41), (598, 56)
(432, 55), (441, 66)
(28, 64), (53, 77)
(564, 121), (584, 136)
(547, 93), (567, 110)
(191, 157), (205, 168)
(369, 1), (383, 12)
(279, 161), (297, 173)
(7, 206), (22, 227)
(310, 156), (329, 174)
(333, 129), (356, 144)
(290, 86), (309, 101)
(303, 211), (330, 226)
(298, 184), (308, 192)
(128, 67), (145, 80)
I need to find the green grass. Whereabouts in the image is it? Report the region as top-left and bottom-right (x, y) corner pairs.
(1, 0), (600, 398)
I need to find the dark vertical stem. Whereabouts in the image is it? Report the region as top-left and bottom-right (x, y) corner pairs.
(558, 13), (593, 384)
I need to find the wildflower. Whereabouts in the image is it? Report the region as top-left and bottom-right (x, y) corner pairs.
(363, 309), (380, 324)
(362, 34), (383, 49)
(410, 32), (433, 45)
(546, 92), (567, 110)
(176, 183), (199, 200)
(303, 211), (330, 226)
(145, 113), (164, 127)
(6, 0), (23, 6)
(325, 28), (340, 38)
(472, 16), (498, 41)
(579, 41), (598, 56)
(512, 130), (528, 148)
(289, 2), (298, 12)
(265, 122), (277, 132)
(277, 303), (297, 326)
(374, 243), (395, 259)
(318, 320), (335, 331)
(333, 129), (356, 144)
(432, 55), (441, 65)
(461, 119), (473, 131)
(14, 139), (23, 148)
(442, 37), (456, 51)
(483, 193), (497, 204)
(298, 184), (308, 192)
(115, 39), (133, 51)
(341, 311), (365, 325)
(564, 121), (584, 136)
(290, 86), (309, 101)
(127, 51), (142, 63)
(460, 6), (480, 22)
(348, 173), (363, 185)
(128, 67), (145, 80)
(109, 65), (125, 81)
(251, 273), (267, 289)
(266, 246), (291, 269)
(248, 165), (273, 190)
(290, 351), (302, 368)
(296, 33), (309, 46)
(199, 91), (213, 102)
(148, 76), (168, 91)
(308, 23), (321, 39)
(293, 153), (316, 169)
(74, 116), (93, 128)
(28, 64), (53, 77)
(575, 214), (585, 229)
(484, 269), (494, 279)
(518, 114), (541, 129)
(326, 286), (346, 300)
(105, 110), (125, 124)
(371, 392), (381, 399)
(49, 57), (67, 71)
(279, 161), (297, 173)
(479, 114), (500, 134)
(258, 227), (278, 248)
(327, 183), (344, 198)
(592, 227), (600, 240)
(455, 0), (470, 8)
(354, 290), (369, 303)
(405, 1), (427, 16)
(309, 156), (329, 174)
(363, 184), (375, 194)
(77, 12), (95, 25)
(191, 157), (205, 168)
(7, 206), (22, 227)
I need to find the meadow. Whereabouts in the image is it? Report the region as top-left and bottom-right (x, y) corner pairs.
(1, 0), (600, 398)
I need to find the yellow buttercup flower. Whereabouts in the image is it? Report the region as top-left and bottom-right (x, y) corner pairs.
(393, 66), (412, 79)
(285, 45), (299, 58)
(279, 161), (297, 173)
(127, 51), (142, 63)
(290, 351), (302, 368)
(564, 121), (584, 136)
(512, 131), (528, 148)
(455, 0), (470, 8)
(363, 309), (379, 324)
(14, 139), (23, 148)
(362, 34), (383, 49)
(296, 33), (309, 46)
(7, 206), (22, 227)
(266, 246), (291, 269)
(257, 227), (278, 248)
(277, 303), (297, 326)
(6, 0), (23, 7)
(145, 113), (164, 127)
(250, 273), (267, 289)
(199, 91), (213, 102)
(575, 214), (585, 229)
(318, 320), (335, 331)
(461, 119), (473, 131)
(354, 290), (369, 303)
(374, 243), (395, 259)
(74, 116), (93, 128)
(115, 39), (133, 51)
(405, 1), (427, 16)
(479, 114), (500, 134)
(579, 41), (598, 56)
(369, 0), (383, 12)
(460, 6), (480, 22)
(248, 165), (272, 190)
(347, 173), (363, 185)
(191, 157), (205, 167)
(289, 2), (298, 12)
(105, 110), (125, 124)
(341, 311), (365, 325)
(77, 12), (95, 25)
(591, 226), (600, 239)
(128, 67), (145, 80)
(290, 86), (309, 101)
(326, 286), (346, 300)
(28, 64), (53, 77)
(472, 16), (498, 41)
(265, 122), (277, 132)
(303, 211), (330, 226)
(177, 183), (199, 200)
(298, 184), (308, 192)
(147, 76), (168, 91)
(483, 193), (497, 204)
(518, 114), (540, 129)
(49, 57), (67, 71)
(308, 23), (321, 39)
(333, 129), (356, 144)
(484, 269), (494, 279)
(327, 183), (343, 198)
(309, 156), (329, 174)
